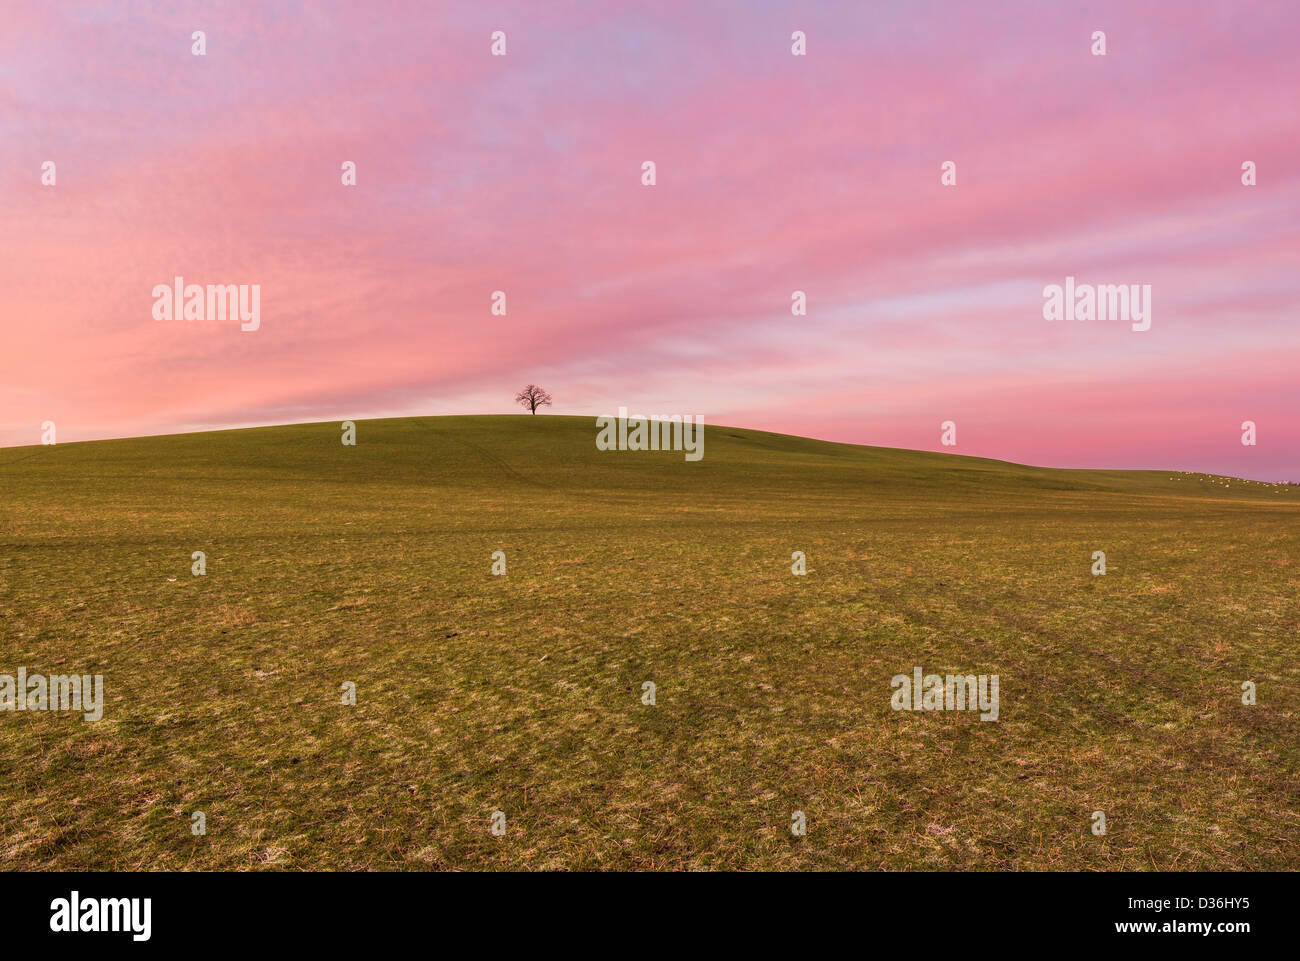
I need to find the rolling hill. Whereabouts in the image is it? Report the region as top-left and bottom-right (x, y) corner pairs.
(1, 415), (1296, 870)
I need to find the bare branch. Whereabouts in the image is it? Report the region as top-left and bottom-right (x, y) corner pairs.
(514, 384), (553, 414)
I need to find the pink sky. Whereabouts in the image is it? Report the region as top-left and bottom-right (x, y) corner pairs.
(2, 1), (1297, 479)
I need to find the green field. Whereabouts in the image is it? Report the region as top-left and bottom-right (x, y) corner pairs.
(1, 415), (1296, 870)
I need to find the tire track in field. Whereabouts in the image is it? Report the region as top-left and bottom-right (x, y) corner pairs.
(411, 419), (555, 491)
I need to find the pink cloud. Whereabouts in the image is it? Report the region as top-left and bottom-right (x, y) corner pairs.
(1, 0), (1297, 480)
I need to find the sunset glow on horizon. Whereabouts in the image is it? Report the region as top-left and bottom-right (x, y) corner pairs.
(3, 1), (1297, 479)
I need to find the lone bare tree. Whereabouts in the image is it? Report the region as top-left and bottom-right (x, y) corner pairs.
(515, 384), (552, 414)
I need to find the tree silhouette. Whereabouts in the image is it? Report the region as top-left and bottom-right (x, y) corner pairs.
(515, 384), (552, 414)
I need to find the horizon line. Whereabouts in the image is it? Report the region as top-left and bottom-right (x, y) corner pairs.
(4, 412), (1294, 486)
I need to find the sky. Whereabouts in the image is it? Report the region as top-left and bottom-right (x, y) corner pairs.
(2, 1), (1297, 479)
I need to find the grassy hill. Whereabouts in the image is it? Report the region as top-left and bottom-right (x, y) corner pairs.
(1, 415), (1296, 870)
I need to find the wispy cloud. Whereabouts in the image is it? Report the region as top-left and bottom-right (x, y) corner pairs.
(2, 0), (1297, 478)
